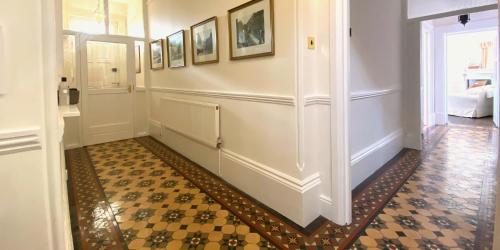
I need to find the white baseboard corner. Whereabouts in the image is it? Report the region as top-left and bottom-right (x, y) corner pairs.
(136, 131), (149, 137)
(64, 143), (81, 150)
(319, 194), (336, 221)
(220, 149), (322, 227)
(404, 132), (422, 150)
(149, 119), (162, 138)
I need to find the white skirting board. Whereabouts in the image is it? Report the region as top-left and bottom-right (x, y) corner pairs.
(351, 129), (404, 189)
(220, 149), (322, 227)
(149, 119), (322, 227)
(149, 120), (162, 137)
(404, 132), (422, 150)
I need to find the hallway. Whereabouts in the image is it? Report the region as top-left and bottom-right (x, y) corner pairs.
(67, 119), (498, 249)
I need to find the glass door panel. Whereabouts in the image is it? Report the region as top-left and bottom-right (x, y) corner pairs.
(86, 41), (127, 89)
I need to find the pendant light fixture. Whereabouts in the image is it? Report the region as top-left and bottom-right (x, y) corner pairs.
(458, 14), (470, 26)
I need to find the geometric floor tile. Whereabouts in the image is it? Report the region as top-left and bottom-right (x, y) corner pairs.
(67, 119), (497, 249)
(352, 122), (498, 250)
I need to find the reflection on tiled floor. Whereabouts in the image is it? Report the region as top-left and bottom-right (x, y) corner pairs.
(87, 140), (272, 249)
(67, 121), (497, 249)
(353, 123), (498, 249)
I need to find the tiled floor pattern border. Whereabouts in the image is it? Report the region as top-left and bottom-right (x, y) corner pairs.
(66, 149), (128, 249)
(67, 123), (497, 249)
(136, 137), (422, 249)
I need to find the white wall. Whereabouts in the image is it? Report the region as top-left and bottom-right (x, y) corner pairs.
(146, 0), (333, 226)
(0, 0), (68, 249)
(350, 0), (405, 188)
(408, 0), (497, 19)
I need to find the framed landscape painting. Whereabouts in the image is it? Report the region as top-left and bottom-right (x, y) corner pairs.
(167, 30), (186, 68)
(191, 17), (219, 65)
(149, 39), (164, 70)
(228, 0), (274, 60)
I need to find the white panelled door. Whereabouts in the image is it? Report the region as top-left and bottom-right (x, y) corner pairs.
(81, 36), (135, 145)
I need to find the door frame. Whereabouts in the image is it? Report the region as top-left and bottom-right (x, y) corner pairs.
(421, 21), (436, 130)
(411, 4), (500, 150)
(329, 0), (352, 225)
(70, 32), (144, 146)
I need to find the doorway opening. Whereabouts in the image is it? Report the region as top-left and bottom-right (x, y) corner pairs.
(61, 0), (147, 148)
(420, 9), (499, 134)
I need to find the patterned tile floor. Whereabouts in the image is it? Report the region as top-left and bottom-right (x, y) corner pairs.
(86, 140), (273, 249)
(353, 122), (498, 249)
(67, 120), (497, 249)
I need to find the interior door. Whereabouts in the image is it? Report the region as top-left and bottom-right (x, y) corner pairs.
(81, 37), (135, 145)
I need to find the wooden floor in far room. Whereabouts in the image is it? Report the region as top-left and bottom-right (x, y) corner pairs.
(448, 115), (495, 128)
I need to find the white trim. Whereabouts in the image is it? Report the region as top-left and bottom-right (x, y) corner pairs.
(136, 131), (149, 137)
(351, 88), (400, 101)
(351, 129), (404, 189)
(304, 96), (331, 106)
(64, 143), (81, 150)
(295, 0), (305, 172)
(149, 119), (162, 137)
(149, 86), (296, 106)
(0, 128), (41, 155)
(435, 112), (448, 125)
(329, 0), (352, 225)
(351, 129), (403, 166)
(136, 87), (146, 92)
(320, 194), (333, 205)
(150, 119), (161, 127)
(221, 149), (321, 193)
(304, 90), (400, 106)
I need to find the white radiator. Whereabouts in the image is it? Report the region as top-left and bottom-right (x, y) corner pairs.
(160, 97), (220, 148)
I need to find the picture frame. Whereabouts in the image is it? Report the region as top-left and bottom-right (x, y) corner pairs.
(228, 0), (275, 60)
(167, 30), (186, 68)
(135, 45), (141, 73)
(149, 39), (164, 70)
(191, 17), (219, 65)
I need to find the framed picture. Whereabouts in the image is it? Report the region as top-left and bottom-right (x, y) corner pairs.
(149, 39), (164, 70)
(228, 0), (275, 60)
(167, 30), (186, 68)
(191, 17), (219, 65)
(135, 45), (141, 73)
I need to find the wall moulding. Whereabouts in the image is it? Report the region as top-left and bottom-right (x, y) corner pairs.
(304, 96), (331, 106)
(351, 88), (401, 101)
(150, 86), (296, 106)
(303, 88), (401, 107)
(0, 127), (41, 155)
